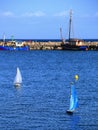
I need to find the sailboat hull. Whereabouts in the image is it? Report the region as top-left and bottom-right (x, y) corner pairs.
(0, 45), (29, 51)
(14, 83), (21, 87)
(61, 44), (88, 51)
(66, 110), (74, 114)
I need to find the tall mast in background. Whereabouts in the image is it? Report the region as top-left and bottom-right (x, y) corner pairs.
(60, 27), (65, 44)
(3, 33), (5, 43)
(69, 10), (72, 42)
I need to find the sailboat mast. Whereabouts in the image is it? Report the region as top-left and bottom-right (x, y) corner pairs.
(60, 27), (63, 40)
(60, 27), (65, 44)
(68, 10), (72, 42)
(3, 33), (6, 43)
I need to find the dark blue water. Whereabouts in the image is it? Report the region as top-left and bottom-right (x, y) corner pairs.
(0, 50), (98, 130)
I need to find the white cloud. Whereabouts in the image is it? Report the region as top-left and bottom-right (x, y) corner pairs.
(0, 11), (46, 18)
(95, 12), (98, 17)
(81, 14), (90, 18)
(54, 10), (69, 17)
(80, 12), (98, 18)
(23, 11), (46, 17)
(1, 11), (14, 17)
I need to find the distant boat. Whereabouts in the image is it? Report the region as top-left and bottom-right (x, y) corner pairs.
(61, 10), (88, 51)
(14, 67), (22, 87)
(66, 82), (78, 114)
(0, 45), (29, 51)
(0, 38), (29, 51)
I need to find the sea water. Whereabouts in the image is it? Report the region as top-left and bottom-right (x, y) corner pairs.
(0, 50), (98, 130)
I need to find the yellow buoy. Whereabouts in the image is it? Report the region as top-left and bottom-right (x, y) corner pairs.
(75, 75), (79, 80)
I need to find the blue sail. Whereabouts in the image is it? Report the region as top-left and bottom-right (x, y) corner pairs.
(69, 84), (78, 111)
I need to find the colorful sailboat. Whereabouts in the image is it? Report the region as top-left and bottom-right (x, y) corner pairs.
(14, 67), (22, 87)
(66, 82), (78, 114)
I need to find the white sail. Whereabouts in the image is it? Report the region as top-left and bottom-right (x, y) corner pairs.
(14, 67), (22, 86)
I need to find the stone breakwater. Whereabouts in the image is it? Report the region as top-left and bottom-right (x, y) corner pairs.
(81, 41), (98, 50)
(0, 41), (62, 50)
(27, 41), (62, 50)
(0, 41), (98, 50)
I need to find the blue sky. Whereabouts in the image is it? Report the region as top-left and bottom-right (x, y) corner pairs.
(0, 0), (98, 39)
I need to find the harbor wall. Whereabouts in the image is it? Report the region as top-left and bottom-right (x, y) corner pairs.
(0, 41), (98, 50)
(0, 41), (62, 50)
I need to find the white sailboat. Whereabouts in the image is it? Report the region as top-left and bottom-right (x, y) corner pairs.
(14, 67), (22, 87)
(66, 82), (78, 114)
